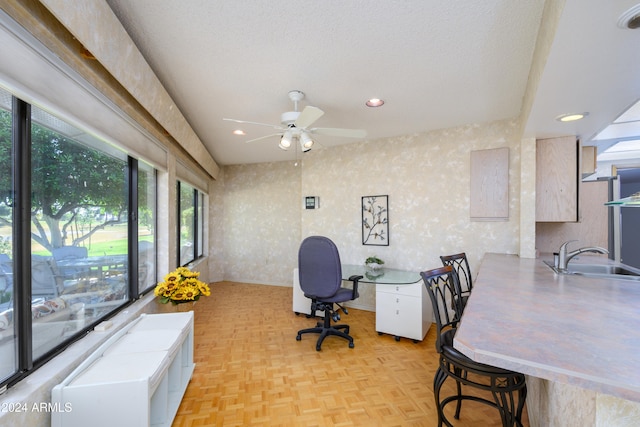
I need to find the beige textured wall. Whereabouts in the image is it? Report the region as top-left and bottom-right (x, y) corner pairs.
(526, 376), (640, 427)
(520, 137), (538, 258)
(217, 118), (524, 301)
(208, 171), (225, 282)
(221, 162), (302, 286)
(305, 119), (523, 271)
(526, 376), (597, 427)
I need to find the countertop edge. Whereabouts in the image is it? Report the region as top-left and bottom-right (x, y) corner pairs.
(453, 252), (640, 403)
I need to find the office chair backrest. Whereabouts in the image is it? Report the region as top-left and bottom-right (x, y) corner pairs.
(298, 236), (342, 299)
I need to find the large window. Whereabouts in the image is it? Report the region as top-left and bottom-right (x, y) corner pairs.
(178, 181), (205, 266)
(0, 88), (16, 382)
(0, 87), (158, 386)
(30, 104), (130, 359)
(138, 162), (156, 293)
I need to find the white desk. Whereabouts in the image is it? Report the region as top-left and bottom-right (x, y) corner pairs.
(293, 265), (432, 342)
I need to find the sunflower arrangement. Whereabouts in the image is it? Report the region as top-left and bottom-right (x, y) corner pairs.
(154, 266), (211, 304)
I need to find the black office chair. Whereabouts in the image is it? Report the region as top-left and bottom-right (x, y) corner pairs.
(296, 236), (362, 351)
(440, 252), (473, 311)
(421, 265), (527, 427)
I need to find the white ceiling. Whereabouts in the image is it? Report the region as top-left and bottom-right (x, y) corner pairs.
(105, 0), (640, 166)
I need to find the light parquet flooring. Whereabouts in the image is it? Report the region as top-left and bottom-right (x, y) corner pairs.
(172, 282), (529, 427)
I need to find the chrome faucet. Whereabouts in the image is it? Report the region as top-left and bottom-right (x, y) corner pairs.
(557, 240), (609, 271)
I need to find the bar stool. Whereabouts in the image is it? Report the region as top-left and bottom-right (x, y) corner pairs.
(440, 252), (473, 311)
(421, 265), (527, 427)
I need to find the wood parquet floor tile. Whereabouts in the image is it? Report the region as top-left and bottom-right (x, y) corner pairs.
(172, 281), (529, 427)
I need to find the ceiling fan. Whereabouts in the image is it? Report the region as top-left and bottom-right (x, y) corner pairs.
(223, 90), (367, 152)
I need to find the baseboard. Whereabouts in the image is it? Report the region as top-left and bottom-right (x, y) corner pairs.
(344, 301), (374, 312)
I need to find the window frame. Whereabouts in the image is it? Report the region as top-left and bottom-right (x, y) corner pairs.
(0, 92), (158, 390)
(177, 181), (205, 267)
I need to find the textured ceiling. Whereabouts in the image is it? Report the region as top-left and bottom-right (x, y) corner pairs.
(105, 0), (640, 166)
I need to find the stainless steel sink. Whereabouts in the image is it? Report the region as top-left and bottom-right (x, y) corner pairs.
(544, 260), (640, 280)
(565, 264), (640, 276)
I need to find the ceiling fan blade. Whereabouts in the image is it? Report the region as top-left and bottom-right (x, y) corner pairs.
(223, 118), (283, 130)
(295, 106), (324, 129)
(245, 133), (283, 143)
(310, 127), (367, 139)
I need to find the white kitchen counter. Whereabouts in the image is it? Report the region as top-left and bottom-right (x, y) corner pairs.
(453, 252), (640, 402)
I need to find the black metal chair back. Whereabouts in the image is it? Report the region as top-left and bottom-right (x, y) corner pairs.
(440, 252), (473, 310)
(420, 265), (463, 351)
(420, 264), (527, 427)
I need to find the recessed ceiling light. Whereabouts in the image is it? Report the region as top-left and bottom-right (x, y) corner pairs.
(618, 4), (640, 29)
(233, 129), (246, 136)
(556, 112), (589, 122)
(366, 98), (384, 107)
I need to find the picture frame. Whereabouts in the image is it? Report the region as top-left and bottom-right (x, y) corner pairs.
(362, 195), (389, 246)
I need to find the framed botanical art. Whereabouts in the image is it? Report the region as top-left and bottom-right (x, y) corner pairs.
(362, 195), (389, 246)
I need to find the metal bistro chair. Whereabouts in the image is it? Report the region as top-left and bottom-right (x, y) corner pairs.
(421, 265), (527, 427)
(440, 252), (473, 312)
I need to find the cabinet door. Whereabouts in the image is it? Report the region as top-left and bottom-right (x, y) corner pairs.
(581, 145), (597, 177)
(536, 136), (578, 222)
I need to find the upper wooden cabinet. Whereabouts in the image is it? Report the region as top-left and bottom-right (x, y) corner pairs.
(536, 136), (579, 222)
(470, 147), (509, 221)
(581, 145), (597, 177)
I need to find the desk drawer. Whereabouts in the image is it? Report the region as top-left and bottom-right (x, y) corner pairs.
(376, 282), (422, 297)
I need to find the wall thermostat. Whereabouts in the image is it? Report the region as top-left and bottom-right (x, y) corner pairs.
(304, 196), (319, 209)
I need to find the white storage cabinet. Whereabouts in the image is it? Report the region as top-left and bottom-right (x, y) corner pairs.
(375, 282), (431, 341)
(51, 312), (194, 427)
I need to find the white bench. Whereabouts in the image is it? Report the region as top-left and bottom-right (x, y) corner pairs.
(51, 312), (194, 427)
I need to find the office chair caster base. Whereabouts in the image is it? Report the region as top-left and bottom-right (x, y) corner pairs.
(298, 323), (355, 351)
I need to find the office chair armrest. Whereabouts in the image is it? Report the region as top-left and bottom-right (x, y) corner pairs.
(348, 275), (363, 299)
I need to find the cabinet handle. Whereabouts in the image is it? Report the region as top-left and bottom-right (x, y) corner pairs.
(396, 286), (399, 292)
(396, 298), (399, 303)
(396, 310), (399, 315)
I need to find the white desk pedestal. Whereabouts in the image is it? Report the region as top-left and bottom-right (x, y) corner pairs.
(375, 281), (431, 341)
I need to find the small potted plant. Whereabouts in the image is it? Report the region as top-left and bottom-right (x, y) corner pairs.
(365, 256), (384, 271)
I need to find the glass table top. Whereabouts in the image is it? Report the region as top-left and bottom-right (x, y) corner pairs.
(341, 264), (421, 285)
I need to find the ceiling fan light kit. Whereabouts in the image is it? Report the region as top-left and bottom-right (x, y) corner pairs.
(300, 132), (314, 151)
(223, 90), (366, 153)
(279, 131), (293, 150)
